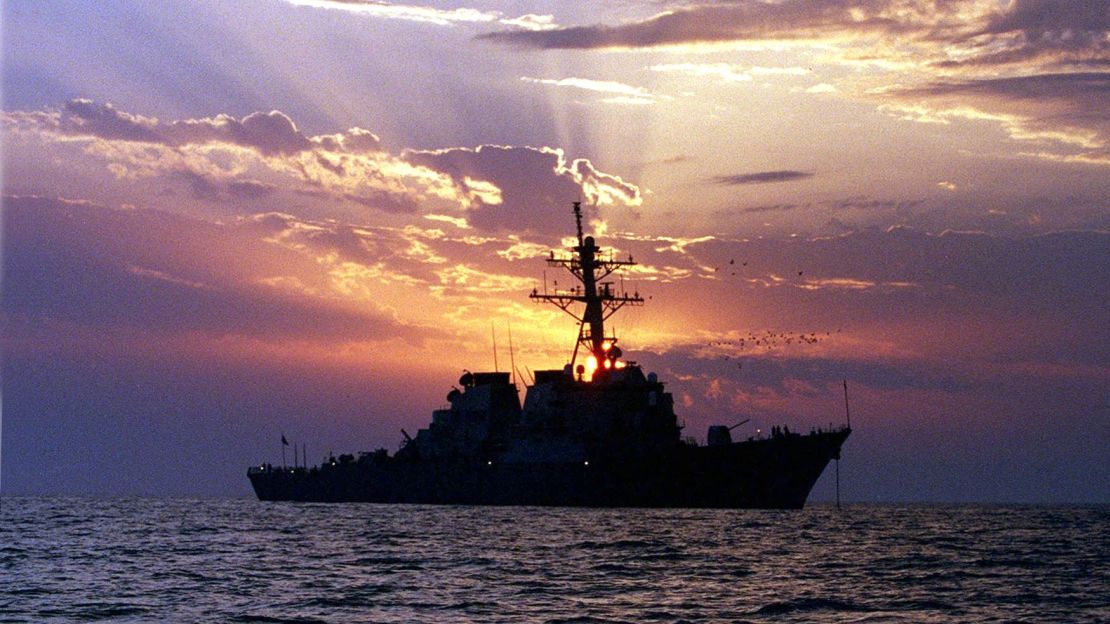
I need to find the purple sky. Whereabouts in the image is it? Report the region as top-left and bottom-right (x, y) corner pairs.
(2, 0), (1108, 501)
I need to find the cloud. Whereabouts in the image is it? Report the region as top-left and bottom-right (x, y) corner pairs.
(645, 348), (975, 398)
(55, 99), (164, 143)
(424, 214), (470, 229)
(884, 72), (1110, 161)
(341, 190), (420, 213)
(480, 1), (1109, 162)
(166, 110), (315, 156)
(499, 13), (558, 32)
(650, 63), (752, 82)
(940, 0), (1110, 69)
(228, 179), (278, 199)
(478, 1), (925, 50)
(282, 0), (499, 26)
(480, 0), (1106, 67)
(520, 76), (664, 104)
(894, 72), (1109, 116)
(2, 196), (423, 343)
(711, 170), (814, 185)
(682, 226), (1110, 314)
(3, 101), (642, 222)
(45, 100), (321, 155)
(404, 144), (641, 232)
(649, 63), (810, 83)
(737, 203), (801, 214)
(170, 171), (277, 203)
(824, 196), (926, 212)
(281, 0), (557, 30)
(6, 99), (383, 160)
(605, 224), (1106, 345)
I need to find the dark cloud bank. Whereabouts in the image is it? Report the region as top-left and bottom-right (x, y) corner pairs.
(711, 170), (814, 186)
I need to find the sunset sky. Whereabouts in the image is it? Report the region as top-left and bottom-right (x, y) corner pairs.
(3, 0), (1107, 501)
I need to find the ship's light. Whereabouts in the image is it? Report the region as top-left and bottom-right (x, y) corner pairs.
(487, 460), (492, 466)
(584, 461), (589, 466)
(584, 355), (598, 381)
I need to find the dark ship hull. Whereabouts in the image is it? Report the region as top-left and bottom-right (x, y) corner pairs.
(248, 428), (849, 509)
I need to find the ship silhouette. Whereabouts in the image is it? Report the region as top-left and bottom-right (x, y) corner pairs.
(249, 203), (850, 508)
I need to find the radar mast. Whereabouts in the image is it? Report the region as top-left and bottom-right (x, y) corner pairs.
(530, 202), (644, 373)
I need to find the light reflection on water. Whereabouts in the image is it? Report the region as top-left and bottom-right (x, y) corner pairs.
(1, 498), (1106, 623)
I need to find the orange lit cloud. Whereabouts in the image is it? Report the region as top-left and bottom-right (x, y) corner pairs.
(880, 72), (1110, 164)
(481, 1), (1109, 164)
(3, 196), (428, 344)
(481, 0), (1106, 70)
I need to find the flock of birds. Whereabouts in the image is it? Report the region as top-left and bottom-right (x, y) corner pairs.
(707, 329), (839, 368)
(703, 258), (835, 366)
(709, 329), (835, 351)
(701, 330), (836, 372)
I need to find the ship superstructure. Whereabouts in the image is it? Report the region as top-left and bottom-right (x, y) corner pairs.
(249, 204), (850, 508)
(531, 202), (643, 374)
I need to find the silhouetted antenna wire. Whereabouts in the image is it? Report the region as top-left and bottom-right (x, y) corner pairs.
(491, 322), (499, 372)
(837, 379), (852, 511)
(842, 379), (852, 430)
(508, 323), (518, 388)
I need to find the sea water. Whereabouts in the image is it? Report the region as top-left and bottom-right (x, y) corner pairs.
(1, 498), (1106, 623)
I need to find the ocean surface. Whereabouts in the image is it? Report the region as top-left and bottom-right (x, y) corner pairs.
(1, 499), (1106, 623)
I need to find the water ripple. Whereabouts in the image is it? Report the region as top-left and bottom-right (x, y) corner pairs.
(0, 498), (1106, 623)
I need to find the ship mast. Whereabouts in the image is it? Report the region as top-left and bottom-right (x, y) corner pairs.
(530, 202), (644, 373)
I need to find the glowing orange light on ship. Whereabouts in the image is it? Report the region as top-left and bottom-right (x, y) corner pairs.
(584, 355), (599, 381)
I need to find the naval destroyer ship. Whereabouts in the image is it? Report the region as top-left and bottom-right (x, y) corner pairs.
(249, 204), (850, 508)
